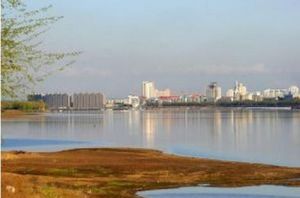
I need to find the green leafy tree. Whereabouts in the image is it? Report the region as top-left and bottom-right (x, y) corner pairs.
(1, 0), (80, 98)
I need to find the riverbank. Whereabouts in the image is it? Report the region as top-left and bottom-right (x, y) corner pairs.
(1, 110), (44, 119)
(2, 148), (300, 198)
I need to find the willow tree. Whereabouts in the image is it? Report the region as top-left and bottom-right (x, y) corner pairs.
(1, 0), (80, 98)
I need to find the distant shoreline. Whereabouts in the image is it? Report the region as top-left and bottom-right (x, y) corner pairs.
(145, 99), (300, 109)
(2, 148), (300, 198)
(1, 106), (298, 120)
(144, 105), (296, 110)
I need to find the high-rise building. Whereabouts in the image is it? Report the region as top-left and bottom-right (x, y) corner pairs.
(206, 82), (221, 102)
(72, 93), (105, 110)
(233, 81), (247, 101)
(289, 86), (299, 97)
(43, 93), (70, 110)
(142, 81), (156, 99)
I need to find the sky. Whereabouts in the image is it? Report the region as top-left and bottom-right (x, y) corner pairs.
(27, 0), (300, 98)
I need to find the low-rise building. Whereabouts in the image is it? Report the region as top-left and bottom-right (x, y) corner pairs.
(263, 89), (285, 99)
(126, 95), (140, 108)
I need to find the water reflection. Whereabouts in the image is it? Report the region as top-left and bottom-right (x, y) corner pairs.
(138, 185), (300, 198)
(2, 108), (300, 166)
(142, 112), (155, 147)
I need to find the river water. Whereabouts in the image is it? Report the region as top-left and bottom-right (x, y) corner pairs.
(138, 185), (300, 198)
(2, 108), (300, 197)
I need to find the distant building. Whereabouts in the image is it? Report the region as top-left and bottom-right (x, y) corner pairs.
(219, 96), (233, 102)
(233, 81), (247, 101)
(187, 94), (205, 103)
(252, 92), (263, 102)
(142, 81), (172, 99)
(72, 93), (105, 110)
(127, 95), (140, 108)
(243, 93), (253, 101)
(288, 86), (299, 98)
(263, 89), (285, 99)
(105, 99), (114, 109)
(43, 93), (70, 110)
(142, 81), (156, 99)
(28, 94), (44, 101)
(226, 89), (234, 98)
(206, 82), (221, 102)
(155, 88), (171, 97)
(158, 96), (180, 103)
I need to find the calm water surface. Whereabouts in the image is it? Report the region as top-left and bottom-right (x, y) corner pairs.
(2, 108), (300, 167)
(2, 108), (300, 197)
(138, 185), (300, 198)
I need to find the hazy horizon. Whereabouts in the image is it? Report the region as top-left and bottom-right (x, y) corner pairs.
(29, 0), (299, 98)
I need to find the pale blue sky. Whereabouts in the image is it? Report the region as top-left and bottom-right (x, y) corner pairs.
(29, 0), (300, 97)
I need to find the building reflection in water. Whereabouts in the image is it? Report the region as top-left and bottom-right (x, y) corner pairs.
(142, 111), (155, 147)
(142, 112), (155, 147)
(140, 109), (174, 148)
(230, 109), (254, 152)
(2, 108), (300, 166)
(213, 109), (222, 142)
(127, 110), (141, 136)
(26, 111), (104, 141)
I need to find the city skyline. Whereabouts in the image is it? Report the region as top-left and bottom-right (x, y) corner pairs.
(27, 0), (300, 97)
(32, 80), (299, 99)
(28, 80), (299, 110)
(2, 1), (300, 197)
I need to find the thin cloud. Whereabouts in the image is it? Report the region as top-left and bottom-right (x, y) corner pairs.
(61, 66), (112, 77)
(152, 63), (268, 75)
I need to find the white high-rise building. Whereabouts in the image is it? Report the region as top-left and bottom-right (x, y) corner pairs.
(206, 82), (221, 102)
(233, 81), (247, 100)
(289, 86), (299, 97)
(226, 89), (234, 98)
(142, 81), (156, 99)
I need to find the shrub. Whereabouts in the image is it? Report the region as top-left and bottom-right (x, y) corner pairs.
(1, 101), (46, 112)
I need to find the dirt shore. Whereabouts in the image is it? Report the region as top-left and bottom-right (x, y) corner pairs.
(1, 110), (44, 120)
(2, 148), (300, 198)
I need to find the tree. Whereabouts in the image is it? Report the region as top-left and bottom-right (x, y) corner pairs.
(1, 0), (80, 98)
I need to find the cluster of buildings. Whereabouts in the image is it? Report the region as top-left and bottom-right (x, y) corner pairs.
(106, 95), (140, 110)
(142, 81), (171, 99)
(28, 93), (105, 110)
(140, 80), (300, 105)
(221, 82), (300, 102)
(28, 81), (300, 110)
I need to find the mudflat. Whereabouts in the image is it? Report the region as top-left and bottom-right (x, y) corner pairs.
(2, 148), (300, 198)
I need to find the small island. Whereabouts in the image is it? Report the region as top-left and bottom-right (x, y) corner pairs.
(2, 148), (300, 198)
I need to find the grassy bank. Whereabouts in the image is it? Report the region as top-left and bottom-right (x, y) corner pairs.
(1, 101), (46, 112)
(2, 148), (300, 198)
(1, 101), (46, 119)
